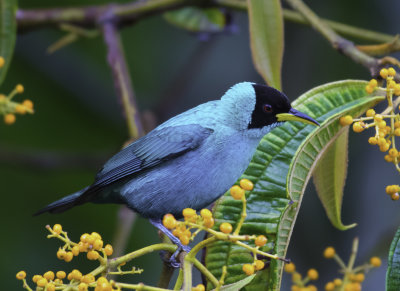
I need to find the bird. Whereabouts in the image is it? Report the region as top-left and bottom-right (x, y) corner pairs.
(35, 82), (318, 260)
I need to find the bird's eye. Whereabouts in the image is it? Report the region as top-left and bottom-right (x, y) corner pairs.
(263, 104), (273, 113)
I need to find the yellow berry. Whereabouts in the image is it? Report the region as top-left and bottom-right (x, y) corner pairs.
(355, 273), (365, 282)
(180, 235), (190, 245)
(255, 235), (268, 247)
(378, 137), (386, 146)
(352, 122), (364, 133)
(284, 262), (296, 273)
(389, 80), (397, 89)
(93, 239), (103, 250)
(392, 193), (400, 201)
(389, 148), (398, 157)
(43, 271), (54, 281)
(163, 214), (177, 229)
(4, 113), (16, 125)
(307, 268), (318, 280)
(370, 256), (382, 267)
(182, 208), (196, 218)
(97, 277), (108, 285)
(16, 271), (26, 280)
(200, 208), (212, 219)
(32, 275), (42, 283)
(193, 284), (205, 291)
(22, 99), (33, 109)
(395, 128), (400, 136)
(71, 269), (82, 280)
(378, 120), (386, 128)
(374, 114), (383, 122)
(292, 272), (302, 281)
(240, 178), (254, 191)
(87, 250), (99, 260)
(369, 79), (378, 88)
(64, 251), (73, 262)
(254, 260), (265, 270)
(339, 115), (353, 126)
(16, 84), (24, 93)
(388, 67), (396, 77)
(230, 185), (245, 200)
(203, 217), (215, 228)
(380, 68), (389, 79)
(333, 278), (342, 286)
(80, 233), (89, 243)
(308, 285), (317, 291)
(81, 274), (95, 284)
(57, 248), (67, 260)
(385, 155), (394, 162)
(242, 263), (255, 275)
(56, 271), (66, 279)
(47, 283), (56, 291)
(172, 228), (182, 237)
(15, 104), (26, 114)
(72, 245), (80, 256)
(365, 85), (374, 94)
(291, 286), (300, 291)
(87, 235), (96, 245)
(323, 246), (335, 258)
(368, 137), (378, 145)
(52, 224), (62, 234)
(380, 143), (390, 152)
(37, 278), (48, 287)
(0, 56), (4, 68)
(325, 282), (335, 291)
(219, 222), (233, 234)
(104, 244), (113, 256)
(395, 84), (400, 95)
(78, 283), (88, 291)
(366, 109), (375, 117)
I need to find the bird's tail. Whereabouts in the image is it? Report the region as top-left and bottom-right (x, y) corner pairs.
(34, 187), (89, 216)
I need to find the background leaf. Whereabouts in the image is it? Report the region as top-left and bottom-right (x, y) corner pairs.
(206, 81), (384, 290)
(386, 227), (400, 291)
(0, 0), (17, 86)
(247, 0), (284, 89)
(163, 7), (226, 33)
(313, 127), (357, 230)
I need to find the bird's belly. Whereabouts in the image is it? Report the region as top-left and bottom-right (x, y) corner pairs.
(121, 135), (260, 219)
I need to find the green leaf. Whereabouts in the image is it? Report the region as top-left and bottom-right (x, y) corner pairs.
(211, 274), (255, 291)
(312, 127), (357, 230)
(163, 7), (225, 33)
(0, 0), (17, 86)
(247, 0), (284, 89)
(387, 227), (400, 291)
(206, 80), (384, 291)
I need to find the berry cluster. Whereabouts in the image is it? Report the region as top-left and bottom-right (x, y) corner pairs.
(17, 225), (121, 291)
(323, 244), (381, 291)
(0, 82), (34, 125)
(339, 67), (400, 200)
(283, 263), (318, 291)
(48, 224), (113, 263)
(162, 179), (279, 276)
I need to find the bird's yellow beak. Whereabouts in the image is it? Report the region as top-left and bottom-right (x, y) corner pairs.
(276, 108), (320, 126)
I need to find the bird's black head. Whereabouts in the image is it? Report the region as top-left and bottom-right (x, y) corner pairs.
(248, 84), (291, 129)
(248, 84), (319, 129)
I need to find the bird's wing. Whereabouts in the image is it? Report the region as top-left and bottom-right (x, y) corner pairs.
(90, 124), (214, 189)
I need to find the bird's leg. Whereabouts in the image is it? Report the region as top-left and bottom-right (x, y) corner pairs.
(149, 219), (191, 268)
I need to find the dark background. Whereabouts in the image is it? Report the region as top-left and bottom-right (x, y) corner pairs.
(2, 0), (399, 290)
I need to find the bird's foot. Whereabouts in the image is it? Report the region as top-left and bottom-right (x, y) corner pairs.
(150, 218), (192, 268)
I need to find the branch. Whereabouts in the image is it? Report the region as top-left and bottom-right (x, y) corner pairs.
(16, 0), (397, 46)
(284, 0), (399, 79)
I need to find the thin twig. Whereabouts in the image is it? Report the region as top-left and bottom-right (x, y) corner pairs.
(284, 0), (399, 79)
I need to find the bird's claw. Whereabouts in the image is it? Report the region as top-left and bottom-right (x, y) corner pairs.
(159, 245), (192, 268)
